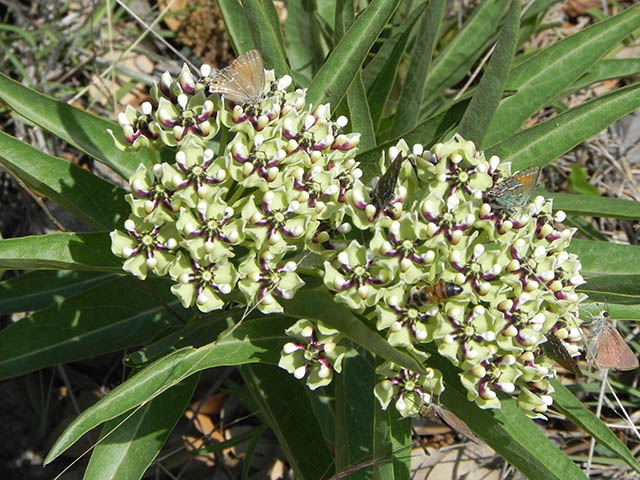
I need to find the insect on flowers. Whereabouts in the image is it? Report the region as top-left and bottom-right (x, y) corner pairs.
(209, 49), (266, 105)
(588, 310), (639, 371)
(486, 166), (541, 210)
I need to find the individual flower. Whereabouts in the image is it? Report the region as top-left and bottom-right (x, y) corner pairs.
(238, 249), (305, 314)
(374, 361), (444, 418)
(279, 319), (347, 389)
(110, 216), (179, 280)
(169, 253), (237, 312)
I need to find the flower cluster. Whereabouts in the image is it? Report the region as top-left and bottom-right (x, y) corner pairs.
(110, 62), (360, 316)
(321, 136), (585, 418)
(110, 56), (585, 418)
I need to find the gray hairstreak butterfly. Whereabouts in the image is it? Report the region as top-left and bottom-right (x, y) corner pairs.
(486, 166), (541, 209)
(209, 49), (265, 104)
(589, 310), (638, 371)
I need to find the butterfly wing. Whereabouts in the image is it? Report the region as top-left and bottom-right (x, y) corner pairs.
(595, 325), (639, 370)
(543, 332), (582, 376)
(373, 156), (404, 210)
(210, 50), (265, 103)
(487, 166), (540, 208)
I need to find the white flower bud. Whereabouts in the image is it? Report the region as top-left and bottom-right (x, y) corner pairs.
(283, 342), (298, 354)
(177, 94), (188, 110)
(294, 365), (307, 379)
(278, 75), (292, 91)
(124, 219), (136, 231)
(200, 63), (212, 77)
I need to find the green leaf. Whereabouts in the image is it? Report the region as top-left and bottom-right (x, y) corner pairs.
(421, 0), (509, 109)
(390, 0), (445, 138)
(361, 4), (425, 93)
(346, 70), (376, 151)
(218, 0), (256, 54)
(484, 5), (640, 147)
(567, 165), (602, 196)
(561, 58), (640, 98)
(124, 309), (242, 366)
(241, 0), (291, 78)
(372, 395), (411, 479)
(548, 192), (640, 220)
(306, 0), (401, 107)
(287, 0), (326, 80)
(241, 364), (334, 480)
(83, 375), (199, 480)
(458, 0), (520, 146)
(488, 82), (640, 171)
(552, 380), (640, 474)
(45, 317), (290, 464)
(521, 0), (562, 21)
(0, 276), (183, 381)
(334, 0), (375, 151)
(579, 274), (640, 304)
(427, 354), (587, 480)
(367, 23), (414, 132)
(569, 239), (640, 276)
(335, 348), (375, 479)
(0, 131), (129, 230)
(0, 72), (144, 179)
(282, 286), (427, 374)
(0, 232), (121, 271)
(0, 270), (116, 314)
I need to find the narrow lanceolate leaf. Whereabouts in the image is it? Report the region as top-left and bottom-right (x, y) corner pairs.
(0, 131), (129, 230)
(458, 0), (520, 147)
(560, 58), (640, 99)
(426, 354), (587, 480)
(361, 2), (427, 93)
(521, 0), (562, 21)
(45, 317), (290, 464)
(0, 277), (183, 381)
(307, 0), (401, 107)
(579, 274), (640, 304)
(0, 270), (116, 314)
(282, 287), (426, 374)
(421, 0), (509, 109)
(547, 192), (640, 220)
(489, 82), (640, 171)
(334, 348), (375, 479)
(568, 239), (640, 276)
(83, 375), (199, 480)
(218, 0), (256, 54)
(241, 364), (334, 480)
(483, 5), (640, 147)
(552, 380), (640, 474)
(334, 0), (375, 151)
(0, 73), (143, 179)
(372, 403), (411, 480)
(287, 0), (325, 80)
(0, 232), (121, 271)
(390, 0), (446, 138)
(241, 0), (291, 78)
(367, 22), (414, 132)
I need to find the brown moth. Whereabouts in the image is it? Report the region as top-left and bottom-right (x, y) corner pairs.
(589, 311), (638, 371)
(209, 49), (265, 104)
